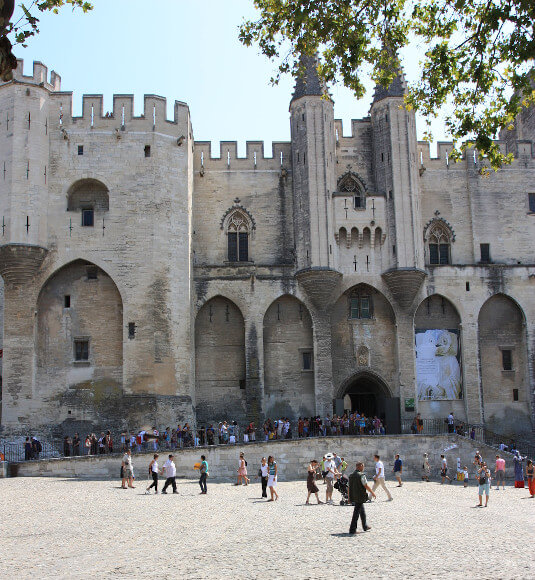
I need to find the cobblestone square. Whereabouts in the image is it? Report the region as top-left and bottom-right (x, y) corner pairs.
(0, 477), (533, 579)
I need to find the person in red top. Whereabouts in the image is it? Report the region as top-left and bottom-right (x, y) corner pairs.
(494, 455), (506, 490)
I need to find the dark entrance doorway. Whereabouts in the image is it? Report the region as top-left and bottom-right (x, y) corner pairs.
(348, 391), (377, 417)
(345, 375), (383, 417)
(336, 373), (401, 434)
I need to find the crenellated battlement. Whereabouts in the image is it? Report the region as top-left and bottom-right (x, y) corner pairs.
(417, 139), (535, 170)
(333, 118), (371, 142)
(0, 60), (191, 137)
(2, 59), (62, 91)
(194, 140), (292, 171)
(48, 92), (190, 135)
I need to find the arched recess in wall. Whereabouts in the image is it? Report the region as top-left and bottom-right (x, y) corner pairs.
(67, 179), (109, 228)
(331, 283), (397, 418)
(36, 259), (123, 423)
(478, 294), (531, 435)
(263, 295), (314, 419)
(413, 295), (462, 406)
(194, 296), (246, 425)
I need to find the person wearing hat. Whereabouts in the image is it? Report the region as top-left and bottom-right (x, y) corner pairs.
(324, 453), (339, 504)
(161, 454), (178, 494)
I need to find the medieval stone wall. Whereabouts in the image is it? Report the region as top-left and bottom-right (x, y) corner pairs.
(0, 59), (533, 439)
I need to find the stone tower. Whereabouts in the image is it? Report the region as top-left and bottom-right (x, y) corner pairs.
(370, 66), (426, 307)
(289, 55), (341, 416)
(0, 61), (55, 425)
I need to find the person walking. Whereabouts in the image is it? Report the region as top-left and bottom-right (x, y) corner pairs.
(494, 455), (506, 490)
(440, 454), (452, 484)
(267, 455), (278, 501)
(236, 452), (250, 486)
(393, 454), (403, 487)
(161, 454), (178, 494)
(145, 454), (160, 494)
(371, 455), (393, 501)
(422, 453), (431, 482)
(477, 461), (491, 507)
(348, 461), (376, 534)
(121, 449), (135, 489)
(199, 454), (208, 494)
(324, 453), (338, 504)
(305, 460), (323, 505)
(526, 460), (535, 498)
(260, 457), (269, 498)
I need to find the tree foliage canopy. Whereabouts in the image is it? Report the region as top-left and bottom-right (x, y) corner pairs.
(1, 1), (93, 82)
(239, 0), (535, 169)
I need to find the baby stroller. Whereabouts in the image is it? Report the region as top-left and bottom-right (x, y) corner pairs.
(333, 475), (350, 506)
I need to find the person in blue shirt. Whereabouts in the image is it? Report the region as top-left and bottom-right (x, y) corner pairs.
(199, 455), (209, 495)
(393, 454), (403, 487)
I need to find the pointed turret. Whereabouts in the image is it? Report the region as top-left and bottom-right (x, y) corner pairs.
(289, 52), (336, 271)
(370, 54), (426, 305)
(372, 70), (407, 102)
(291, 54), (330, 103)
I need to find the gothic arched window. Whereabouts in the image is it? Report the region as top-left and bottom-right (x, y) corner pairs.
(427, 222), (452, 265)
(339, 173), (366, 210)
(227, 211), (250, 262)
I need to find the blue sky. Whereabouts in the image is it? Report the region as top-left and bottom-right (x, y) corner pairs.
(13, 0), (446, 155)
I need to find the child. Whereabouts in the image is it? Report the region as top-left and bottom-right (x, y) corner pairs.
(462, 466), (469, 488)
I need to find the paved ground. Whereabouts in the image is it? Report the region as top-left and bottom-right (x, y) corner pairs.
(0, 476), (533, 579)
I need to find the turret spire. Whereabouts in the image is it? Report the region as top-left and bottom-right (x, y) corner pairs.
(372, 50), (407, 103)
(291, 53), (330, 103)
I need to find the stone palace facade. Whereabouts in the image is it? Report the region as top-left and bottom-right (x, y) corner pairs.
(0, 57), (534, 437)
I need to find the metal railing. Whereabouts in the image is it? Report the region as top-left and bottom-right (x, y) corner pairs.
(400, 419), (535, 460)
(3, 419), (533, 464)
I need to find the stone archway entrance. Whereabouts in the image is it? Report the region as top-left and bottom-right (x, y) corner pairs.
(335, 372), (400, 433)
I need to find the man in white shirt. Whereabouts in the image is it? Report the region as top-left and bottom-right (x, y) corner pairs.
(447, 412), (455, 433)
(324, 453), (339, 504)
(161, 454), (178, 494)
(370, 454), (393, 501)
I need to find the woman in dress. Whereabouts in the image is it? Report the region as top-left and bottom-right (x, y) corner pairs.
(513, 452), (526, 488)
(306, 460), (323, 504)
(526, 460), (535, 498)
(267, 455), (279, 501)
(236, 452), (250, 486)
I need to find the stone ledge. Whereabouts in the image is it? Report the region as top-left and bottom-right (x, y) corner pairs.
(0, 243), (48, 285)
(381, 267), (427, 309)
(295, 268), (342, 310)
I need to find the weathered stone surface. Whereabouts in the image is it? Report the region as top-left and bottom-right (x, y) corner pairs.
(381, 267), (427, 309)
(11, 435), (515, 481)
(0, 244), (47, 284)
(0, 58), (533, 438)
(295, 268), (342, 310)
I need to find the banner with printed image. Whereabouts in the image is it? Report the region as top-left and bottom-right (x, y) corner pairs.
(415, 329), (462, 400)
